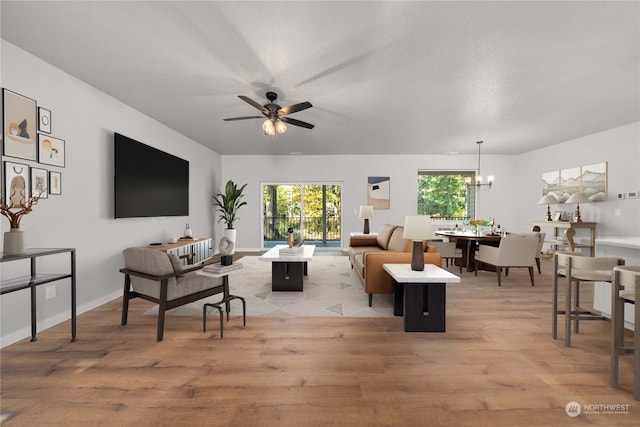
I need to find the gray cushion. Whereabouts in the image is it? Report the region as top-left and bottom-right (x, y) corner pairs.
(167, 253), (184, 274)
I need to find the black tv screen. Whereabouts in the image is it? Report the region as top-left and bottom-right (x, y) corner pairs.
(114, 132), (189, 218)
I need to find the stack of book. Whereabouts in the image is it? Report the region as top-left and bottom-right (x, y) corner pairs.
(279, 246), (304, 256)
(203, 262), (243, 274)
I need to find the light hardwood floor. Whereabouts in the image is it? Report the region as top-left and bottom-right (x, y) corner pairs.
(1, 257), (638, 426)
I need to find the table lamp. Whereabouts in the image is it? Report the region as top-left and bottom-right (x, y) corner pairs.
(537, 194), (559, 221)
(359, 205), (374, 234)
(403, 215), (433, 271)
(566, 192), (590, 222)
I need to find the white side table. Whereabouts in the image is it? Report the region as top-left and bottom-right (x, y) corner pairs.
(383, 263), (460, 332)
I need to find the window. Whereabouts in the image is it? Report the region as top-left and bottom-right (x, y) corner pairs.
(262, 183), (342, 248)
(417, 171), (475, 220)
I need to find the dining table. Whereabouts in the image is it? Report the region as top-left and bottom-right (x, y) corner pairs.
(434, 230), (503, 272)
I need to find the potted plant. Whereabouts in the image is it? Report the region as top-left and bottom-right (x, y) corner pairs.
(212, 180), (247, 254)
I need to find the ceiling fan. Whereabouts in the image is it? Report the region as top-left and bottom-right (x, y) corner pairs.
(223, 91), (314, 136)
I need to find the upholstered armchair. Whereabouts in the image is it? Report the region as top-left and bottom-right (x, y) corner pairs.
(474, 235), (539, 286)
(120, 247), (225, 341)
(520, 230), (546, 274)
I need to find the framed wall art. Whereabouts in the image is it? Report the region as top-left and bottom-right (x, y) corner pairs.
(367, 176), (390, 210)
(581, 162), (607, 201)
(2, 89), (37, 161)
(49, 171), (62, 195)
(30, 167), (48, 199)
(38, 107), (51, 134)
(3, 161), (29, 203)
(38, 134), (65, 167)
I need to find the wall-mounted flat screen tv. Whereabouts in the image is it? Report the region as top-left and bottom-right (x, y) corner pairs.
(114, 132), (189, 218)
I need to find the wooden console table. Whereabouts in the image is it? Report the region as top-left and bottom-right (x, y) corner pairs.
(142, 237), (212, 265)
(0, 248), (77, 342)
(532, 221), (596, 256)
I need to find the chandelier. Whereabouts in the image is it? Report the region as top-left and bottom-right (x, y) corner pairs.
(465, 140), (494, 188)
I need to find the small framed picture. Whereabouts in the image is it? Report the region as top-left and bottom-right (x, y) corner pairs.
(30, 167), (48, 199)
(3, 161), (29, 203)
(2, 89), (37, 161)
(38, 134), (65, 167)
(49, 171), (62, 195)
(38, 107), (51, 134)
(552, 211), (562, 221)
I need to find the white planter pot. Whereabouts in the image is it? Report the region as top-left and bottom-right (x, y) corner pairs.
(222, 228), (237, 254)
(3, 228), (26, 255)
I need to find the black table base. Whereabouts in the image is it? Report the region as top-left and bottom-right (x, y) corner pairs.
(393, 281), (446, 332)
(272, 261), (308, 291)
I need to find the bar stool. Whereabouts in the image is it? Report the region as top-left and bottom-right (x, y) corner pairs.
(562, 255), (624, 347)
(610, 266), (640, 400)
(552, 251), (582, 341)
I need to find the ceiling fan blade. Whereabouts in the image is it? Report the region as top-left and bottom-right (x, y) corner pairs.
(277, 101), (312, 116)
(238, 95), (268, 113)
(223, 115), (263, 121)
(280, 116), (315, 129)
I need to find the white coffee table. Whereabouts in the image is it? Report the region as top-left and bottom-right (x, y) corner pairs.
(259, 245), (315, 291)
(383, 263), (460, 332)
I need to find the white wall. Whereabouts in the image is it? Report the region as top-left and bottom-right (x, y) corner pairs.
(220, 153), (521, 251)
(221, 122), (639, 252)
(1, 41), (222, 346)
(516, 122), (640, 239)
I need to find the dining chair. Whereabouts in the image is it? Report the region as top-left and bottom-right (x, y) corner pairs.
(610, 265), (640, 401)
(521, 230), (545, 274)
(560, 254), (625, 347)
(429, 241), (463, 273)
(474, 235), (539, 286)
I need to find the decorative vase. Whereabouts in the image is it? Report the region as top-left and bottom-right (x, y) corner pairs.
(223, 228), (236, 255)
(3, 228), (26, 255)
(183, 224), (193, 238)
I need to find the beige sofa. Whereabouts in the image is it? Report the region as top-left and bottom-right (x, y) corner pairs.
(348, 223), (442, 306)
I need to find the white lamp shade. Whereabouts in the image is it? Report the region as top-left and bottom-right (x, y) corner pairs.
(537, 194), (559, 205)
(402, 215), (433, 240)
(566, 192), (590, 204)
(359, 205), (374, 219)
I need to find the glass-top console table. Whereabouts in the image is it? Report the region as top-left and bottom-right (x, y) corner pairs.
(1, 248), (77, 342)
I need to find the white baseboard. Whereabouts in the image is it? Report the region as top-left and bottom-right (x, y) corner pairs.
(0, 289), (122, 349)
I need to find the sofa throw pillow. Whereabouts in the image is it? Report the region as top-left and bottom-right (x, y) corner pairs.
(167, 253), (185, 274)
(376, 224), (397, 250)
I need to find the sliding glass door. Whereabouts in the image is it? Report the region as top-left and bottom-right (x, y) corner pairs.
(262, 183), (342, 248)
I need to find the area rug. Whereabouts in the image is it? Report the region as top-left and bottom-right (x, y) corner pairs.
(145, 256), (394, 318)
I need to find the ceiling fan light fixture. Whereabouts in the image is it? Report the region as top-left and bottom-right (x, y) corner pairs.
(262, 119), (275, 135)
(275, 120), (287, 134)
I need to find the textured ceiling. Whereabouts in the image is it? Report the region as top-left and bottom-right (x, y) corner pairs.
(1, 1), (638, 155)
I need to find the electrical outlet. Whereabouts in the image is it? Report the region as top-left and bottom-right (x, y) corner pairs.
(629, 191), (639, 199)
(617, 193), (625, 199)
(45, 286), (56, 300)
